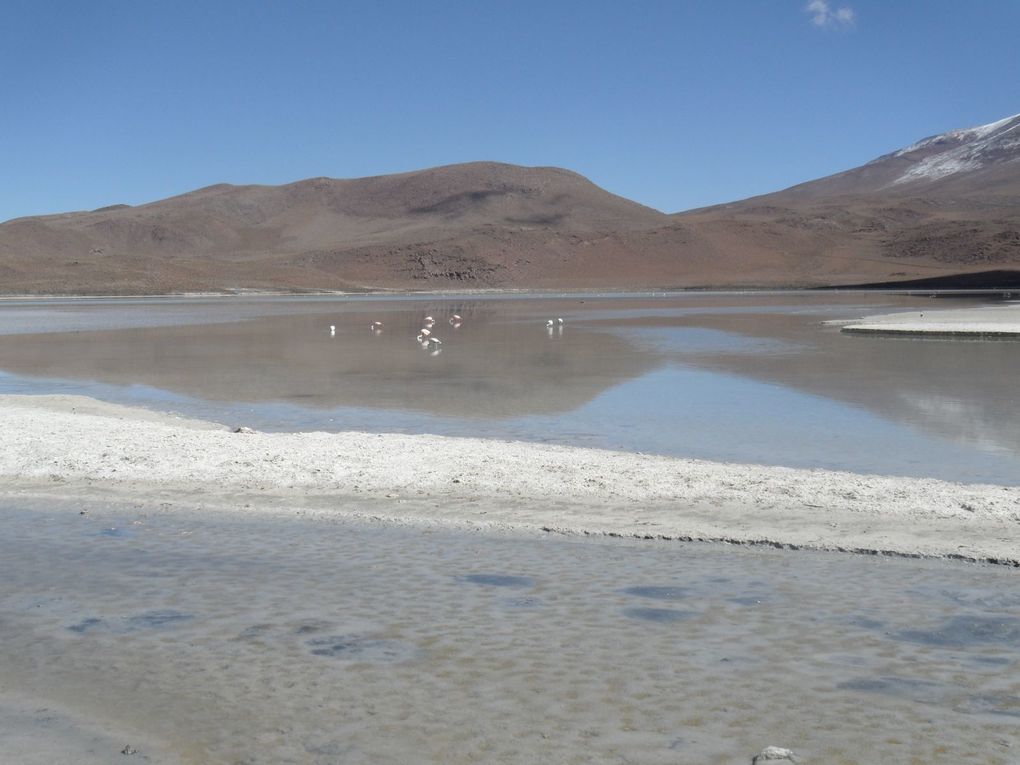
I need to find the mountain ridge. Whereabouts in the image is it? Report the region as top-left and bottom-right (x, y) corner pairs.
(2, 118), (1019, 294)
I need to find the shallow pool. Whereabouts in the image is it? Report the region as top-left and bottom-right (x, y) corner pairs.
(1, 498), (1016, 764)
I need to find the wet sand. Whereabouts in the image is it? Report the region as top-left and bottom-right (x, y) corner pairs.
(1, 497), (1017, 765)
(2, 394), (1018, 564)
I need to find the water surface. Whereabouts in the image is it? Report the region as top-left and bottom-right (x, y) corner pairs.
(1, 292), (1018, 483)
(1, 498), (1016, 764)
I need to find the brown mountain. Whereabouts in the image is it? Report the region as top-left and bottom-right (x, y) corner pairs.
(678, 112), (1020, 287)
(0, 162), (675, 294)
(2, 114), (1019, 294)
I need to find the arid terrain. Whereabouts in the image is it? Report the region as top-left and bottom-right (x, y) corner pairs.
(2, 114), (1018, 294)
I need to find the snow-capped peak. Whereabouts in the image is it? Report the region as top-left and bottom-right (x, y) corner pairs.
(894, 112), (1020, 157)
(890, 112), (1020, 185)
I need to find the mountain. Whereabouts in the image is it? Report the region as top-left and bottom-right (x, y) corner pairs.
(678, 112), (1020, 287)
(2, 114), (1019, 294)
(754, 112), (1020, 200)
(0, 162), (675, 294)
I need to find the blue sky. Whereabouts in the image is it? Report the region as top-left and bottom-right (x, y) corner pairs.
(2, 0), (1018, 221)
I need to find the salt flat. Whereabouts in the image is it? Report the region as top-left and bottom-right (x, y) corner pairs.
(3, 394), (1017, 565)
(838, 302), (1020, 336)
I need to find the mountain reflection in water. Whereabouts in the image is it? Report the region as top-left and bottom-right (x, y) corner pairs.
(0, 293), (1017, 484)
(0, 304), (662, 418)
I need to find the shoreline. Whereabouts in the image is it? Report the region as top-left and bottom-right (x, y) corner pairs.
(1, 286), (1016, 302)
(0, 287), (843, 301)
(834, 302), (1020, 337)
(3, 394), (1018, 565)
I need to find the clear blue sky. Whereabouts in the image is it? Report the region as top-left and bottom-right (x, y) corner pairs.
(2, 0), (1018, 221)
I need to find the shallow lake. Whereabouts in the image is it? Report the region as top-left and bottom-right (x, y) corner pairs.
(0, 498), (1017, 764)
(1, 291), (1018, 483)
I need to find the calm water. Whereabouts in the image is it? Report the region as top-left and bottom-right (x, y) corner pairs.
(1, 292), (1019, 483)
(0, 498), (1017, 764)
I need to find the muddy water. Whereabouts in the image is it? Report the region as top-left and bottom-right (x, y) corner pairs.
(0, 499), (1017, 764)
(1, 292), (1019, 483)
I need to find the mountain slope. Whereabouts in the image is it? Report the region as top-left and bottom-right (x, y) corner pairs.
(677, 112), (1020, 284)
(746, 112), (1020, 202)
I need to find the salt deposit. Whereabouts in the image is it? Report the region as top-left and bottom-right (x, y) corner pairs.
(2, 394), (1017, 564)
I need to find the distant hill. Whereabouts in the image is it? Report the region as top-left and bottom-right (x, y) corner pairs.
(2, 115), (1019, 294)
(0, 162), (672, 294)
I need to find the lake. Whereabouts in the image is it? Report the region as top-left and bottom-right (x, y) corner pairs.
(1, 291), (1018, 483)
(3, 292), (1019, 764)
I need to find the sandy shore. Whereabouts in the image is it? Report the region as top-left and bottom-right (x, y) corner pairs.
(835, 302), (1020, 336)
(2, 394), (1018, 564)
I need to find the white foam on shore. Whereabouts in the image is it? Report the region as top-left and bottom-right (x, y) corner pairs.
(2, 394), (1018, 564)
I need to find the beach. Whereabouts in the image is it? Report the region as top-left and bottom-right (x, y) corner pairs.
(2, 394), (1018, 564)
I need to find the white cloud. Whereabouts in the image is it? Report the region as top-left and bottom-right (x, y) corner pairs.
(806, 0), (856, 28)
(835, 7), (855, 23)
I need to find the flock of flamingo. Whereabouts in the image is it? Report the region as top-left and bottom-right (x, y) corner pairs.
(411, 314), (457, 355)
(327, 313), (564, 355)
